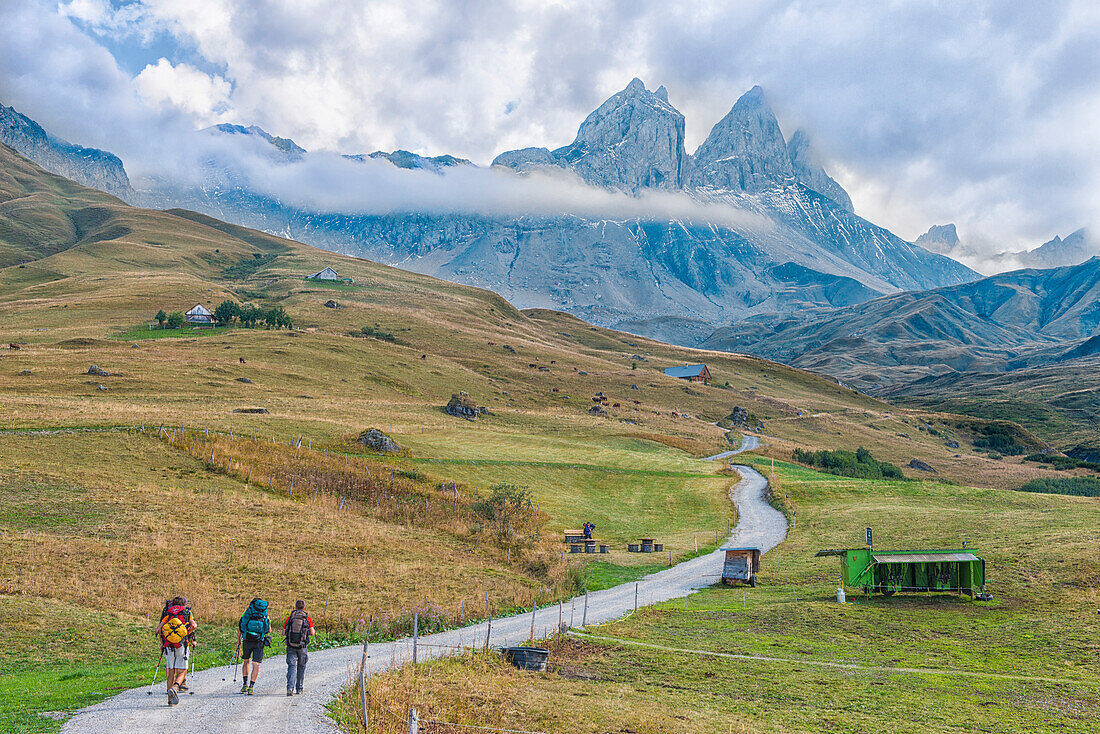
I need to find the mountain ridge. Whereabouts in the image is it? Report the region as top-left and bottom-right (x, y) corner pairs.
(0, 84), (978, 347)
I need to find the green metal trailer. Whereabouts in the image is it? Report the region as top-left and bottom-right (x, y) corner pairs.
(815, 547), (988, 597)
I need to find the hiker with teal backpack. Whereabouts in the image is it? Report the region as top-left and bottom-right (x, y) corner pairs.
(237, 598), (270, 694)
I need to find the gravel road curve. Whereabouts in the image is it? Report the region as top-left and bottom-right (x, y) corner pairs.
(62, 460), (784, 733)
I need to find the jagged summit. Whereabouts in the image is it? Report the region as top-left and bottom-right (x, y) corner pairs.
(493, 81), (854, 211)
(915, 224), (961, 255)
(688, 85), (793, 192)
(493, 78), (686, 192)
(207, 123), (306, 159)
(786, 129), (854, 212)
(345, 149), (472, 172)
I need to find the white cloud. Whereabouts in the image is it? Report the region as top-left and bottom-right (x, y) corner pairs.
(134, 58), (232, 122)
(4, 0), (1100, 264)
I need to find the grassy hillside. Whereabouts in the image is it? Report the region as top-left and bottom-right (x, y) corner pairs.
(341, 460), (1100, 734)
(0, 143), (1085, 730)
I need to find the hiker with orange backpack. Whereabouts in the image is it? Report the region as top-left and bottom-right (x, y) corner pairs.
(237, 598), (270, 695)
(156, 596), (197, 706)
(283, 600), (316, 696)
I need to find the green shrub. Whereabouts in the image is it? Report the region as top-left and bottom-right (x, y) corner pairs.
(1017, 477), (1100, 497)
(791, 446), (906, 480)
(1023, 453), (1100, 471)
(352, 325), (397, 342)
(165, 312), (185, 329)
(971, 425), (1026, 455)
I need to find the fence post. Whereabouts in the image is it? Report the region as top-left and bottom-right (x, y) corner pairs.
(634, 582), (639, 612)
(412, 612), (418, 665)
(407, 707), (418, 734)
(484, 591), (491, 650)
(359, 636), (370, 728)
(582, 591), (589, 627)
(529, 597), (537, 642)
(558, 600), (563, 632)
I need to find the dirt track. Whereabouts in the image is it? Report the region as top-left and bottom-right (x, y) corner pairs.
(62, 461), (786, 734)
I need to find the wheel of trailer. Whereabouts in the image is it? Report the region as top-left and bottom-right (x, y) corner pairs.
(883, 588), (896, 597)
(749, 574), (756, 588)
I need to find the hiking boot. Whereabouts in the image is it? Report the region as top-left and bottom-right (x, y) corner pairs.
(167, 687), (179, 706)
(247, 685), (255, 695)
(295, 688), (303, 695)
(178, 683), (188, 691)
(239, 682), (249, 694)
(287, 689), (294, 697)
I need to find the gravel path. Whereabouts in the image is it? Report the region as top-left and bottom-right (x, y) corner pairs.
(702, 434), (759, 461)
(62, 463), (785, 734)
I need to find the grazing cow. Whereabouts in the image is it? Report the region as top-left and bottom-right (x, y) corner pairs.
(552, 388), (560, 393)
(613, 403), (620, 408)
(9, 343), (20, 350)
(239, 357), (246, 364)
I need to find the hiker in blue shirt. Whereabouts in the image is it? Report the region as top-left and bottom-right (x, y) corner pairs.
(237, 598), (270, 694)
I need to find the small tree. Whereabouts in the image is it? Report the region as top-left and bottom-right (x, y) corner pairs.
(473, 484), (543, 548)
(239, 305), (261, 327)
(154, 309), (167, 328)
(166, 311), (186, 329)
(264, 306), (291, 329)
(214, 300), (241, 326)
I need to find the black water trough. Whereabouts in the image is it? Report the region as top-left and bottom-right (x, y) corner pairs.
(502, 646), (550, 671)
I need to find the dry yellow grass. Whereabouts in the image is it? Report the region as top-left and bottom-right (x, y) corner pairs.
(0, 431), (567, 628)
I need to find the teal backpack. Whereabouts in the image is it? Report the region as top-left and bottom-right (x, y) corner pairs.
(240, 598), (269, 641)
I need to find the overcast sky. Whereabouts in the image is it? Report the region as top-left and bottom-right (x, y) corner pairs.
(2, 0), (1098, 263)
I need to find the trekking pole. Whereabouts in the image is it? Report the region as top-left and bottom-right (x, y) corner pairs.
(188, 640), (196, 694)
(146, 649), (164, 695)
(231, 641), (241, 683)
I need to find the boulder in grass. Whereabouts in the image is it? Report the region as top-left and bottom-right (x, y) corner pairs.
(908, 458), (936, 473)
(445, 392), (486, 420)
(324, 300), (341, 309)
(232, 407), (270, 414)
(357, 428), (401, 453)
(87, 365), (110, 376)
(236, 377), (253, 383)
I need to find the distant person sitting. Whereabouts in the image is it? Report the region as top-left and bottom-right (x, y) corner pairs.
(583, 522), (595, 539)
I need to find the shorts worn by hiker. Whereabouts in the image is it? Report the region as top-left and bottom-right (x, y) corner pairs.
(241, 639), (265, 663)
(164, 645), (189, 670)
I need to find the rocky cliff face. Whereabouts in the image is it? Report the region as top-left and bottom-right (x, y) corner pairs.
(786, 129), (854, 212)
(0, 103), (131, 198)
(493, 78), (687, 192)
(687, 85), (794, 192)
(915, 224), (960, 254)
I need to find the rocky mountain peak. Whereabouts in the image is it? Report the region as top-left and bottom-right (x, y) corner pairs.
(348, 149), (472, 172)
(687, 85), (793, 192)
(786, 129), (854, 212)
(1018, 228), (1096, 269)
(0, 102), (131, 197)
(208, 123), (306, 160)
(551, 77), (687, 192)
(915, 223), (961, 254)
